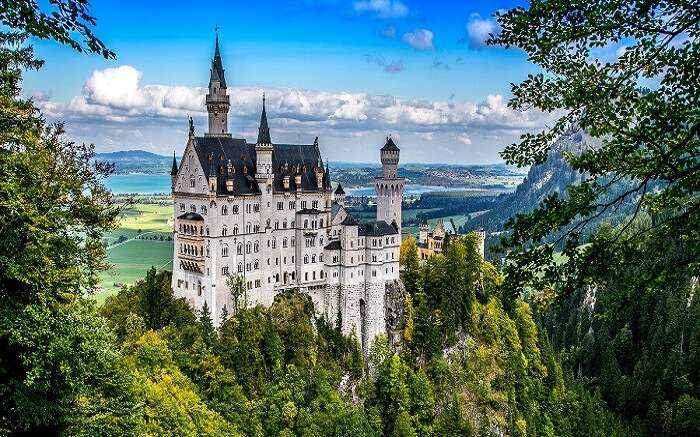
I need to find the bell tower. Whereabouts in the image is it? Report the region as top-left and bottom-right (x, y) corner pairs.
(205, 32), (231, 137)
(375, 136), (405, 234)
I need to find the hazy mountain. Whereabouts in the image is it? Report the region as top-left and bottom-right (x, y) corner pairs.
(95, 150), (176, 174)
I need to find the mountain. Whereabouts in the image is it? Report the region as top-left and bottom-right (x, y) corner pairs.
(464, 130), (600, 234)
(94, 150), (176, 174)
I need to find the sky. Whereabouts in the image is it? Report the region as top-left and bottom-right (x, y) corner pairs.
(23, 0), (554, 164)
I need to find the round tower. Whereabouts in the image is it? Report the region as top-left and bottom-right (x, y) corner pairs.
(205, 33), (231, 137)
(374, 136), (405, 234)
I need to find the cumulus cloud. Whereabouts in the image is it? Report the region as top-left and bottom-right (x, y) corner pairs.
(465, 13), (500, 50)
(37, 65), (555, 162)
(366, 55), (406, 73)
(353, 0), (408, 19)
(402, 28), (434, 50)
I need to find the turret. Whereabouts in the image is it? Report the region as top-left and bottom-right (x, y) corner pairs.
(255, 94), (273, 181)
(419, 221), (429, 245)
(380, 136), (400, 178)
(205, 32), (231, 137)
(375, 136), (405, 234)
(334, 183), (346, 206)
(170, 151), (178, 188)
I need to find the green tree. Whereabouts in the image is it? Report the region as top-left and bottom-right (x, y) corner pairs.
(400, 235), (421, 295)
(226, 273), (246, 313)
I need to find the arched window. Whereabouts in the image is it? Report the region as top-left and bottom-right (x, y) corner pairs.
(237, 263), (243, 273)
(304, 219), (308, 229)
(320, 218), (324, 227)
(283, 238), (288, 248)
(254, 241), (259, 253)
(271, 238), (276, 249)
(266, 219), (271, 228)
(304, 255), (309, 264)
(190, 205), (196, 212)
(233, 226), (238, 235)
(246, 222), (252, 233)
(312, 254), (316, 263)
(222, 205), (228, 215)
(283, 219), (288, 229)
(246, 242), (252, 254)
(222, 226), (228, 236)
(254, 259), (259, 269)
(232, 205), (239, 214)
(275, 220), (279, 230)
(222, 244), (229, 257)
(237, 243), (243, 255)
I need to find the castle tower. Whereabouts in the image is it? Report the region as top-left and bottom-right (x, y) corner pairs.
(205, 33), (231, 137)
(255, 94), (273, 179)
(170, 151), (178, 191)
(418, 221), (429, 245)
(375, 136), (405, 234)
(334, 183), (346, 206)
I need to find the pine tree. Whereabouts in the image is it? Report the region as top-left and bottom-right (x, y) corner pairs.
(199, 301), (216, 346)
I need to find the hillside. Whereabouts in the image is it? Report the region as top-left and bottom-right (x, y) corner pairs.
(463, 130), (594, 234)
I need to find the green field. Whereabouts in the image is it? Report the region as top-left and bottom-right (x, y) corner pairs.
(96, 202), (174, 304)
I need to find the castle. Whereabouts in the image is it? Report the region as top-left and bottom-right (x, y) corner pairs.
(170, 36), (404, 349)
(418, 220), (486, 261)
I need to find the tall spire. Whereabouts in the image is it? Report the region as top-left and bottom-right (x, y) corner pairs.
(257, 93), (272, 144)
(210, 29), (226, 88)
(170, 151), (178, 176)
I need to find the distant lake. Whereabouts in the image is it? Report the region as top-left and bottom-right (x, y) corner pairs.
(104, 174), (480, 197)
(104, 174), (172, 194)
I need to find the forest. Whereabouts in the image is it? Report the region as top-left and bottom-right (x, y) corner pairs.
(1, 0), (698, 436)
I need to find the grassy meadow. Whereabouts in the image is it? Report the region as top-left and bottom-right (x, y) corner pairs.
(96, 202), (174, 304)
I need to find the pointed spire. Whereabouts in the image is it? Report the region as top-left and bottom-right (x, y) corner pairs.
(210, 29), (226, 88)
(170, 152), (178, 176)
(257, 93), (272, 144)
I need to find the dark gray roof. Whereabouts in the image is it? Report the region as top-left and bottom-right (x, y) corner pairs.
(191, 136), (329, 195)
(334, 183), (345, 195)
(210, 35), (226, 88)
(340, 213), (359, 226)
(170, 152), (178, 176)
(331, 202), (345, 219)
(297, 208), (323, 215)
(178, 212), (204, 221)
(325, 240), (342, 251)
(358, 220), (398, 236)
(257, 95), (271, 144)
(381, 137), (400, 152)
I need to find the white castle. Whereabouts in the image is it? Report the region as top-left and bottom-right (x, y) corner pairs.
(170, 36), (404, 349)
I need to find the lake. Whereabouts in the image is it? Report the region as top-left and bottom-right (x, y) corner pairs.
(104, 174), (473, 197)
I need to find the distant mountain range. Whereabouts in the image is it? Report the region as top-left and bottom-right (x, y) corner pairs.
(95, 150), (176, 174)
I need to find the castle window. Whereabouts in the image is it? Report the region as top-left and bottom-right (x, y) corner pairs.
(304, 219), (308, 229)
(283, 238), (288, 248)
(271, 238), (276, 249)
(222, 226), (228, 236)
(301, 201), (307, 209)
(246, 242), (251, 254)
(232, 205), (239, 214)
(313, 271), (316, 280)
(197, 282), (202, 296)
(277, 201), (283, 210)
(254, 241), (259, 253)
(304, 255), (309, 264)
(190, 205), (196, 212)
(237, 244), (243, 255)
(180, 203), (185, 212)
(320, 219), (323, 227)
(254, 260), (259, 270)
(266, 219), (271, 228)
(233, 226), (238, 235)
(253, 224), (260, 233)
(312, 254), (316, 263)
(275, 273), (279, 283)
(246, 223), (251, 233)
(222, 205), (228, 215)
(312, 200), (318, 209)
(237, 263), (243, 273)
(372, 270), (376, 277)
(246, 204), (251, 213)
(206, 227), (210, 236)
(222, 266), (229, 276)
(305, 272), (308, 281)
(222, 244), (229, 257)
(291, 238), (295, 247)
(289, 201), (295, 209)
(319, 254), (323, 262)
(201, 205), (207, 215)
(253, 203), (260, 213)
(190, 179), (195, 188)
(275, 220), (279, 230)
(246, 262), (251, 271)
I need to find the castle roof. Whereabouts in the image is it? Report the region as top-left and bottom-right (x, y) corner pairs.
(177, 212), (204, 221)
(358, 220), (398, 236)
(334, 183), (345, 195)
(298, 208), (323, 215)
(170, 152), (178, 176)
(380, 136), (400, 152)
(210, 34), (226, 88)
(257, 94), (271, 144)
(324, 240), (342, 251)
(191, 136), (329, 195)
(340, 213), (359, 226)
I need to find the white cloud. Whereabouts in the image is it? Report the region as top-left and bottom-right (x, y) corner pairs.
(37, 65), (555, 163)
(353, 0), (408, 19)
(465, 13), (500, 50)
(457, 133), (472, 145)
(402, 29), (434, 50)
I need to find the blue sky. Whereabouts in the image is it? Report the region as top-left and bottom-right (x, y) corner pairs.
(24, 0), (551, 164)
